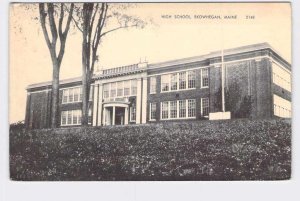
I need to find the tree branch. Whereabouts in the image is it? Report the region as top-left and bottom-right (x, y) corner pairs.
(39, 3), (52, 51)
(47, 3), (58, 47)
(100, 24), (137, 38)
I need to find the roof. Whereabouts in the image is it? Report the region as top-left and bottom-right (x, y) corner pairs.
(26, 42), (290, 90)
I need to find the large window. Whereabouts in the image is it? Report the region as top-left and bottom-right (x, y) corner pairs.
(201, 98), (210, 116)
(161, 70), (197, 92)
(161, 99), (196, 120)
(273, 94), (291, 118)
(150, 76), (157, 94)
(61, 110), (82, 126)
(272, 63), (291, 92)
(149, 102), (156, 120)
(201, 68), (209, 88)
(62, 86), (84, 104)
(103, 79), (138, 100)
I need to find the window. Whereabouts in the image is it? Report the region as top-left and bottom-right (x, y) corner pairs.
(110, 83), (116, 98)
(171, 73), (178, 91)
(179, 100), (186, 118)
(61, 111), (67, 125)
(179, 72), (186, 89)
(67, 111), (72, 125)
(79, 87), (83, 101)
(124, 80), (130, 96)
(273, 94), (291, 118)
(62, 90), (69, 103)
(74, 87), (79, 102)
(201, 98), (209, 116)
(62, 86), (82, 103)
(131, 80), (137, 95)
(170, 101), (177, 118)
(272, 63), (291, 92)
(88, 108), (92, 124)
(188, 99), (196, 117)
(130, 106), (136, 122)
(201, 68), (209, 88)
(161, 74), (170, 92)
(150, 76), (157, 94)
(149, 102), (156, 120)
(161, 102), (169, 119)
(103, 84), (110, 99)
(69, 88), (74, 102)
(160, 99), (196, 120)
(188, 70), (196, 88)
(89, 86), (93, 101)
(117, 81), (124, 97)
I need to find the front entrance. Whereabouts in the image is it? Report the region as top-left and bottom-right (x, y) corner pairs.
(115, 107), (125, 125)
(103, 105), (129, 126)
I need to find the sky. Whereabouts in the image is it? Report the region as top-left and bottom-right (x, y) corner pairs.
(9, 3), (291, 123)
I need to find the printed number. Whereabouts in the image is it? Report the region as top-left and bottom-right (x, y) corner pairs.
(246, 15), (255, 19)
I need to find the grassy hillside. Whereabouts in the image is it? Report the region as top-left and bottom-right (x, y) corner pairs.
(10, 119), (291, 181)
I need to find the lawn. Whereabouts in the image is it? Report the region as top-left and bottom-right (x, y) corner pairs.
(10, 119), (291, 181)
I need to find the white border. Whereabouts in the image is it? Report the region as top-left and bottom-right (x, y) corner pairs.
(1, 1), (300, 201)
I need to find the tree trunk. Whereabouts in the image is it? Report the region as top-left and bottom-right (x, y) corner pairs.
(81, 40), (90, 126)
(51, 60), (60, 128)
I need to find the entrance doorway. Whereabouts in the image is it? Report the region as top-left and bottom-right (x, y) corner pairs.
(115, 107), (125, 125)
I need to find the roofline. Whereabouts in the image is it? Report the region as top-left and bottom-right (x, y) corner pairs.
(26, 42), (291, 90)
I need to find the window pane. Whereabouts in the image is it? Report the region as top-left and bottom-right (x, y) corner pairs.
(179, 72), (186, 89)
(188, 99), (196, 117)
(62, 89), (68, 103)
(179, 100), (186, 118)
(74, 87), (79, 102)
(170, 73), (177, 91)
(202, 98), (209, 116)
(88, 109), (92, 124)
(131, 80), (137, 95)
(161, 74), (170, 92)
(150, 77), (157, 94)
(69, 88), (74, 102)
(130, 106), (136, 121)
(201, 68), (209, 87)
(117, 81), (124, 97)
(61, 111), (67, 125)
(188, 70), (196, 88)
(170, 101), (177, 118)
(73, 110), (78, 124)
(110, 83), (116, 98)
(79, 87), (83, 101)
(161, 102), (169, 119)
(103, 83), (110, 98)
(150, 102), (156, 120)
(67, 111), (72, 124)
(124, 80), (130, 96)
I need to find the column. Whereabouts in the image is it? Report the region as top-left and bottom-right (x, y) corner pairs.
(141, 77), (148, 123)
(124, 107), (129, 125)
(136, 78), (142, 124)
(92, 84), (99, 126)
(112, 106), (116, 126)
(97, 84), (103, 126)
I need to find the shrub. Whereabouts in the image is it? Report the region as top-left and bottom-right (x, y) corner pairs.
(10, 119), (291, 181)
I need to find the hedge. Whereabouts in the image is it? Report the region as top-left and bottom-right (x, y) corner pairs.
(10, 119), (291, 181)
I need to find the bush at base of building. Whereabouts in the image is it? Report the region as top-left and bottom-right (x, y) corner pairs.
(10, 119), (291, 181)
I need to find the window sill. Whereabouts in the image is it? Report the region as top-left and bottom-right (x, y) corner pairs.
(160, 88), (196, 93)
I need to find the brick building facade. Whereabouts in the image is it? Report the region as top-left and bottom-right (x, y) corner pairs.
(25, 43), (292, 129)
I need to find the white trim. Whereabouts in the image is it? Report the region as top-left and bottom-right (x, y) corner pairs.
(27, 89), (51, 94)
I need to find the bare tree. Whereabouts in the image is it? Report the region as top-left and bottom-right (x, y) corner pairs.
(71, 3), (146, 126)
(39, 3), (74, 128)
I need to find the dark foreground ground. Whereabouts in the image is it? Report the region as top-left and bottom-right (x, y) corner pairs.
(10, 119), (291, 181)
